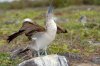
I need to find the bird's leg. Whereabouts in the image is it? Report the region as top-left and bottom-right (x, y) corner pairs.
(40, 48), (47, 56)
(31, 50), (36, 57)
(44, 50), (47, 55)
(44, 47), (47, 55)
(39, 50), (44, 56)
(34, 51), (37, 57)
(37, 50), (40, 57)
(35, 45), (41, 57)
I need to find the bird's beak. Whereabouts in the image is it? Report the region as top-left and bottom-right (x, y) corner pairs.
(46, 5), (54, 21)
(48, 5), (53, 14)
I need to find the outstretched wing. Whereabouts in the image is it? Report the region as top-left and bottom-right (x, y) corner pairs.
(7, 30), (25, 43)
(7, 22), (67, 43)
(7, 22), (45, 43)
(24, 22), (45, 40)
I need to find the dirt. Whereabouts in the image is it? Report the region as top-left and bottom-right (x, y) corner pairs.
(72, 63), (99, 66)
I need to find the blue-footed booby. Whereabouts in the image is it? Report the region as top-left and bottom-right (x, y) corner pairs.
(28, 6), (57, 56)
(7, 6), (67, 56)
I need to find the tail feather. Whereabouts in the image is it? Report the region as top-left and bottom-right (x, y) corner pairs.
(19, 47), (30, 54)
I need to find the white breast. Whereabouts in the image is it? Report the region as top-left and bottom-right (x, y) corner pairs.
(46, 19), (57, 32)
(30, 32), (56, 51)
(29, 18), (57, 51)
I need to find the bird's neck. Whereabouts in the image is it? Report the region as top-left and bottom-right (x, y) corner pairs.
(46, 19), (57, 34)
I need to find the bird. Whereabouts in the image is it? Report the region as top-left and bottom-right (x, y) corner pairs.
(30, 6), (57, 56)
(7, 18), (67, 43)
(7, 7), (67, 56)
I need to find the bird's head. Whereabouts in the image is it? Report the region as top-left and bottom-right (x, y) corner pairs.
(46, 5), (54, 20)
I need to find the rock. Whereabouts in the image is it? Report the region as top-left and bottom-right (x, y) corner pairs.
(62, 53), (82, 61)
(54, 17), (69, 23)
(91, 56), (100, 64)
(88, 40), (100, 46)
(4, 19), (19, 25)
(79, 15), (87, 26)
(18, 55), (69, 66)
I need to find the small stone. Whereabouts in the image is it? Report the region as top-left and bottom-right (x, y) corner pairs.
(91, 56), (100, 64)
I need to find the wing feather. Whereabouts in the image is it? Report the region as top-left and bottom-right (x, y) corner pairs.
(7, 22), (45, 43)
(7, 30), (25, 43)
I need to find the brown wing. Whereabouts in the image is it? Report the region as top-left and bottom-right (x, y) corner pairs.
(7, 22), (45, 43)
(7, 22), (67, 43)
(7, 30), (25, 43)
(24, 22), (45, 40)
(57, 25), (67, 34)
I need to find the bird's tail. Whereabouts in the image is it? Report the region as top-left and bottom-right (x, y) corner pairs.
(18, 47), (30, 54)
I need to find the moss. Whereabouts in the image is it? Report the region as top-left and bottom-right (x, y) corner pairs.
(0, 53), (21, 66)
